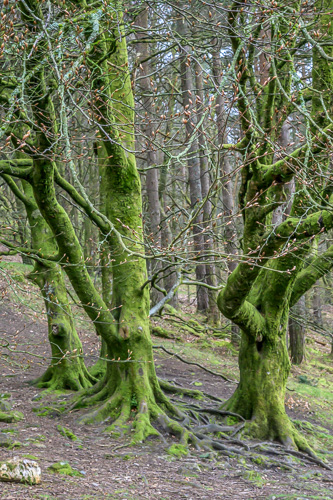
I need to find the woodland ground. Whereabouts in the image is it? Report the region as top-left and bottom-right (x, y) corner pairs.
(0, 262), (333, 499)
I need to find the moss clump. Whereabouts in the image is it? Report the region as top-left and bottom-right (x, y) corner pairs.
(0, 411), (23, 423)
(151, 325), (179, 340)
(0, 393), (11, 399)
(32, 405), (62, 417)
(251, 455), (267, 466)
(48, 461), (83, 477)
(242, 470), (265, 487)
(167, 444), (188, 458)
(22, 454), (39, 461)
(57, 425), (79, 441)
(0, 400), (12, 412)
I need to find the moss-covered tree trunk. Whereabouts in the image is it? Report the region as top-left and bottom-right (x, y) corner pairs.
(226, 322), (301, 446)
(2, 173), (93, 390)
(10, 0), (96, 391)
(17, 1), (187, 443)
(29, 261), (94, 390)
(216, 0), (333, 453)
(218, 254), (311, 451)
(71, 7), (187, 441)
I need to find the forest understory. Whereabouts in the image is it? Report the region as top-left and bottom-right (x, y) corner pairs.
(0, 263), (332, 500)
(1, 0), (333, 498)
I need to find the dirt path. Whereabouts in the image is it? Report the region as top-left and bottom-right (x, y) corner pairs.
(1, 301), (333, 500)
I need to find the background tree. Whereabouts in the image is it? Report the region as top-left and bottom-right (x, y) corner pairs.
(217, 0), (333, 450)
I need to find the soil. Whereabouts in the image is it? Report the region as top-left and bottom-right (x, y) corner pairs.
(0, 293), (333, 499)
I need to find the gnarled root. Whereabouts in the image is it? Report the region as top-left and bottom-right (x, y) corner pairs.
(220, 390), (332, 469)
(72, 375), (195, 446)
(31, 359), (96, 391)
(68, 377), (331, 470)
(70, 375), (248, 457)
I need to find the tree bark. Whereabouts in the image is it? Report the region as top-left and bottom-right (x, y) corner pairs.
(135, 7), (163, 307)
(312, 282), (323, 327)
(225, 320), (299, 447)
(9, 178), (93, 390)
(289, 295), (306, 365)
(195, 61), (220, 324)
(177, 17), (209, 312)
(212, 48), (238, 337)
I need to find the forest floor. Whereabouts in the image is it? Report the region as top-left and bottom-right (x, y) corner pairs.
(0, 262), (333, 499)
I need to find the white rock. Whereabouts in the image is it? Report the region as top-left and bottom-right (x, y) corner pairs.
(0, 458), (41, 484)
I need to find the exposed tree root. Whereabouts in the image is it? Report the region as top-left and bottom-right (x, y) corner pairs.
(57, 364), (329, 469)
(253, 443), (332, 470)
(71, 377), (197, 446)
(65, 375), (331, 470)
(31, 359), (96, 391)
(158, 378), (223, 403)
(89, 359), (107, 380)
(220, 391), (332, 469)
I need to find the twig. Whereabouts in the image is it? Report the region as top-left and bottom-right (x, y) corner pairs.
(153, 345), (237, 383)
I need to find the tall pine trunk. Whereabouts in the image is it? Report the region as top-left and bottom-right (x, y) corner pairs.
(212, 48), (238, 338)
(195, 61), (220, 324)
(135, 7), (163, 307)
(177, 17), (209, 312)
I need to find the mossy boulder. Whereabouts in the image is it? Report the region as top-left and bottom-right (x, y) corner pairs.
(0, 458), (41, 484)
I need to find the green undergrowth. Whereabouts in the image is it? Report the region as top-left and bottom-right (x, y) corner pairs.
(293, 420), (333, 457)
(32, 404), (64, 417)
(0, 410), (24, 423)
(152, 302), (234, 341)
(288, 355), (333, 430)
(47, 461), (84, 477)
(296, 383), (333, 402)
(0, 262), (33, 287)
(0, 428), (18, 434)
(167, 443), (189, 458)
(32, 396), (68, 417)
(151, 325), (181, 340)
(0, 434), (22, 449)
